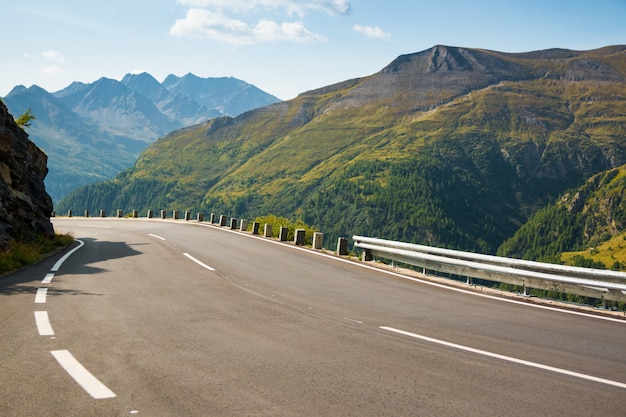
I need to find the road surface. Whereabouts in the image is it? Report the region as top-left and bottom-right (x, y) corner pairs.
(1, 217), (625, 416)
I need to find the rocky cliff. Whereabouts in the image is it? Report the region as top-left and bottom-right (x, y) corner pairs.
(0, 101), (54, 249)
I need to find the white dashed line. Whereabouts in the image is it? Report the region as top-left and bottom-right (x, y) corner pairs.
(183, 253), (215, 271)
(35, 288), (48, 304)
(42, 273), (55, 284)
(344, 317), (364, 324)
(34, 311), (54, 336)
(51, 350), (116, 399)
(148, 233), (166, 240)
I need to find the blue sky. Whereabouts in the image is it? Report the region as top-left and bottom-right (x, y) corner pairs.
(2, 0), (625, 100)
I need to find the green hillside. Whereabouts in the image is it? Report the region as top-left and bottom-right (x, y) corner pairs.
(498, 164), (626, 265)
(57, 45), (626, 253)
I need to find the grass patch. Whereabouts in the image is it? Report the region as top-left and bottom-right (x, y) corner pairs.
(0, 233), (75, 275)
(561, 232), (626, 271)
(252, 214), (317, 243)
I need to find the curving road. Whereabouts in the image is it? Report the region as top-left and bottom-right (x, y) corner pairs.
(1, 217), (625, 416)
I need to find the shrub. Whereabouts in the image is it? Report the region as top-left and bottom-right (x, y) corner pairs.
(0, 233), (74, 275)
(252, 214), (317, 244)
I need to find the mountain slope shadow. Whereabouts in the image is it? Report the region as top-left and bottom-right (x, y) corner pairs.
(0, 238), (143, 296)
(53, 237), (143, 277)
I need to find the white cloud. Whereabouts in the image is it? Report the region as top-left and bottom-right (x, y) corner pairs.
(170, 8), (324, 45)
(177, 0), (350, 17)
(170, 9), (253, 44)
(42, 50), (65, 63)
(25, 50), (66, 76)
(171, 0), (347, 44)
(41, 65), (64, 75)
(254, 19), (325, 43)
(353, 24), (390, 41)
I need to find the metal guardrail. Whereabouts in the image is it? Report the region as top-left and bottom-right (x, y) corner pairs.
(353, 236), (626, 303)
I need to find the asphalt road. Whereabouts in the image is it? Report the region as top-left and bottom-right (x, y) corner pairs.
(1, 217), (625, 416)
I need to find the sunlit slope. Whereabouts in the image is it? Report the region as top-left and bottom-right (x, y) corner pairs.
(58, 45), (626, 253)
(500, 164), (626, 264)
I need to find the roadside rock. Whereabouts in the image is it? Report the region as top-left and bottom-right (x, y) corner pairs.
(0, 101), (54, 249)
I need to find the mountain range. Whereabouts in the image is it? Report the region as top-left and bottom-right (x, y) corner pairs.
(56, 45), (626, 256)
(2, 73), (280, 202)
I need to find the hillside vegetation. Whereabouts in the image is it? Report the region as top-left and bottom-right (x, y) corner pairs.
(561, 232), (626, 271)
(58, 45), (626, 253)
(499, 164), (626, 265)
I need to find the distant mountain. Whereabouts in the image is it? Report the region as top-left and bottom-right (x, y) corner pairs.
(56, 45), (626, 255)
(2, 74), (281, 203)
(162, 73), (278, 116)
(3, 85), (144, 202)
(53, 77), (179, 142)
(121, 72), (221, 126)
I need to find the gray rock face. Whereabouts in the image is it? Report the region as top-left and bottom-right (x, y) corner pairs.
(0, 101), (54, 249)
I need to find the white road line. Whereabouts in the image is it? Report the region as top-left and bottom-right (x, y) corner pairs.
(50, 350), (116, 399)
(42, 273), (55, 284)
(380, 326), (626, 390)
(344, 317), (364, 324)
(148, 233), (166, 240)
(194, 222), (625, 324)
(35, 288), (48, 304)
(183, 253), (215, 271)
(51, 239), (85, 272)
(359, 263), (626, 324)
(34, 311), (54, 336)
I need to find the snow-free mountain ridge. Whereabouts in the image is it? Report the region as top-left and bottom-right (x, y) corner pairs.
(2, 73), (280, 202)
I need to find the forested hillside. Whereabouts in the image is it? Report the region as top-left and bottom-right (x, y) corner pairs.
(58, 45), (626, 254)
(498, 164), (626, 264)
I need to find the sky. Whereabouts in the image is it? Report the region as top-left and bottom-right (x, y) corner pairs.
(1, 0), (625, 100)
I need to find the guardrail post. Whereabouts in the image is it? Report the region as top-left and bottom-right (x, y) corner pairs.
(219, 215), (227, 226)
(184, 211), (191, 221)
(264, 224), (272, 238)
(279, 226), (288, 241)
(362, 249), (373, 261)
(67, 210), (72, 217)
(98, 209), (104, 217)
(117, 209), (122, 218)
(132, 210), (138, 218)
(230, 218), (237, 229)
(210, 213), (215, 223)
(147, 210), (153, 218)
(51, 210), (56, 217)
(197, 212), (204, 222)
(84, 210), (89, 218)
(252, 221), (260, 235)
(173, 210), (179, 220)
(161, 210), (166, 219)
(294, 229), (305, 246)
(240, 219), (248, 231)
(337, 237), (348, 255)
(313, 232), (324, 249)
